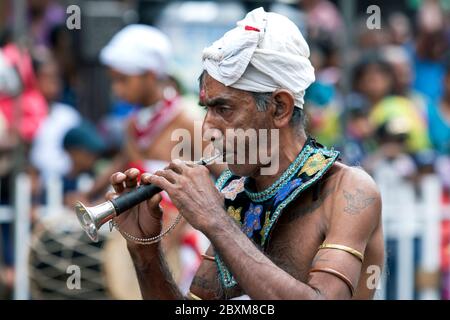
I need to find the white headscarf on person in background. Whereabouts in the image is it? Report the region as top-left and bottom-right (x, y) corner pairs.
(100, 24), (172, 77)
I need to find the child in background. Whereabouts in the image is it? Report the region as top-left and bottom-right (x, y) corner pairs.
(62, 122), (106, 205)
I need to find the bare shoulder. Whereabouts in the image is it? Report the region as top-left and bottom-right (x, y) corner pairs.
(343, 162), (378, 186)
(324, 162), (382, 243)
(329, 162), (381, 206)
(164, 110), (194, 131)
(341, 164), (380, 210)
(328, 162), (379, 192)
(172, 102), (205, 128)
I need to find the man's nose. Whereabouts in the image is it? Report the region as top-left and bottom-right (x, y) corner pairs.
(202, 112), (222, 142)
(202, 110), (213, 134)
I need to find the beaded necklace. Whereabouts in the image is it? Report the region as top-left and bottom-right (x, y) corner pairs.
(214, 137), (340, 288)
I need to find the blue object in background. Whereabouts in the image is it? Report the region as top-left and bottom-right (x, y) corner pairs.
(413, 55), (445, 104)
(305, 81), (335, 107)
(385, 237), (422, 300)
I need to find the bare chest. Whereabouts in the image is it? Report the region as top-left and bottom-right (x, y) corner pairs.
(265, 198), (327, 281)
(223, 190), (330, 298)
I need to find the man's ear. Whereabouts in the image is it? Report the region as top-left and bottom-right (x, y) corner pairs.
(271, 89), (295, 128)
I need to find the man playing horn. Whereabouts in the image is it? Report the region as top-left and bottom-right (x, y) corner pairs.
(107, 8), (384, 300)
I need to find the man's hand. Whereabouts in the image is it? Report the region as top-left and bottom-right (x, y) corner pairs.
(148, 159), (226, 233)
(106, 168), (163, 246)
(106, 168), (183, 299)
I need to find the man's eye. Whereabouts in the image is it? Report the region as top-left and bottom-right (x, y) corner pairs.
(217, 106), (231, 116)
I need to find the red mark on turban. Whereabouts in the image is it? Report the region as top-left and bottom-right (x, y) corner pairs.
(245, 25), (260, 32)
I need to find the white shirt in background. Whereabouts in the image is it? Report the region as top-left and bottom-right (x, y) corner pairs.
(30, 102), (81, 181)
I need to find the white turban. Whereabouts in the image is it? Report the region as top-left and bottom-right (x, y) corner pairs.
(100, 24), (172, 76)
(202, 7), (315, 108)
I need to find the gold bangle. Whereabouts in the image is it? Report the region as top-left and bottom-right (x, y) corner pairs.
(309, 267), (355, 297)
(201, 254), (216, 262)
(186, 291), (203, 300)
(318, 243), (364, 263)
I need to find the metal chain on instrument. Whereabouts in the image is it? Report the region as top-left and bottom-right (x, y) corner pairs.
(111, 213), (182, 245)
(108, 152), (223, 245)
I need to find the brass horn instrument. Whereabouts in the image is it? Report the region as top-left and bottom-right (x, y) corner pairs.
(75, 153), (223, 242)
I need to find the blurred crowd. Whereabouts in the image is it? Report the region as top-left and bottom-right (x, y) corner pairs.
(0, 0), (450, 299)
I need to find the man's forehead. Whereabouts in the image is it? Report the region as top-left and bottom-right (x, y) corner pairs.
(200, 73), (245, 104)
(202, 73), (230, 94)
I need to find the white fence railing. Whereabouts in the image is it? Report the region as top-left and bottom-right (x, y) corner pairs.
(0, 174), (86, 299)
(374, 163), (447, 300)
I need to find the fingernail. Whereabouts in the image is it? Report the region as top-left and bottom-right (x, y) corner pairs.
(142, 174), (153, 182)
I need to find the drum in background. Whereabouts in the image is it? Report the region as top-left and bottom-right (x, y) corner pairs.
(29, 208), (206, 299)
(28, 209), (186, 299)
(29, 210), (113, 299)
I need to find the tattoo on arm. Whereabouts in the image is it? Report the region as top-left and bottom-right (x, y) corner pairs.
(343, 189), (376, 215)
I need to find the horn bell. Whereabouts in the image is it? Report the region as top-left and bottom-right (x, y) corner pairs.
(75, 201), (116, 242)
